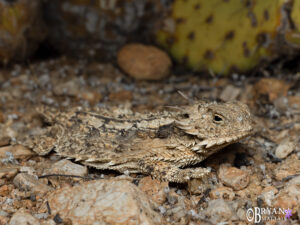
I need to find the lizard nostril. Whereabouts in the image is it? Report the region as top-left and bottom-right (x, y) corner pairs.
(183, 113), (189, 118)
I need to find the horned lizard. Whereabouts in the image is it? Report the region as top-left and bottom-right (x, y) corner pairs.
(21, 101), (254, 182)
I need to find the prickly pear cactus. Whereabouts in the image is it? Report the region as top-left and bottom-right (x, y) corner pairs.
(156, 0), (289, 74)
(0, 0), (45, 64)
(285, 0), (300, 47)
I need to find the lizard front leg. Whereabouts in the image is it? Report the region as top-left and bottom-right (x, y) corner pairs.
(139, 160), (211, 183)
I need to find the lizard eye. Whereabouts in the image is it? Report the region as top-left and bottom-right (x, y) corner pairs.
(213, 114), (224, 124)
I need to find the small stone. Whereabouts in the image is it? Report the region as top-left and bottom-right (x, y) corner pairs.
(272, 195), (297, 217)
(260, 186), (278, 207)
(209, 186), (235, 200)
(13, 173), (52, 196)
(0, 215), (9, 225)
(204, 199), (235, 223)
(33, 213), (48, 220)
(0, 210), (9, 217)
(188, 175), (213, 195)
(167, 205), (186, 222)
(53, 79), (80, 96)
(275, 138), (296, 159)
(235, 173), (263, 202)
(236, 208), (247, 221)
(166, 190), (179, 205)
(41, 219), (56, 225)
(108, 90), (133, 102)
(220, 85), (241, 101)
(138, 176), (168, 204)
(0, 145), (34, 160)
(78, 91), (102, 105)
(45, 159), (88, 177)
(33, 213), (49, 220)
(218, 164), (249, 191)
(288, 95), (300, 108)
(252, 78), (290, 102)
(117, 43), (171, 80)
(274, 96), (289, 113)
(273, 175), (300, 208)
(274, 155), (300, 180)
(158, 206), (166, 214)
(0, 167), (19, 179)
(0, 111), (4, 123)
(287, 176), (300, 185)
(9, 211), (40, 225)
(47, 179), (163, 225)
(0, 136), (10, 147)
(272, 178), (300, 217)
(20, 166), (36, 176)
(0, 185), (13, 196)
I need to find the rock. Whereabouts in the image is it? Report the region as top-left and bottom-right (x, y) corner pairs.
(0, 167), (19, 179)
(20, 166), (36, 176)
(0, 145), (34, 160)
(0, 111), (4, 123)
(287, 176), (300, 185)
(109, 90), (133, 102)
(47, 179), (163, 225)
(259, 186), (278, 207)
(0, 214), (9, 225)
(77, 91), (102, 105)
(274, 155), (300, 180)
(117, 43), (171, 80)
(165, 191), (188, 223)
(236, 208), (247, 221)
(218, 164), (250, 191)
(0, 136), (10, 147)
(288, 95), (300, 108)
(204, 199), (236, 223)
(220, 85), (241, 101)
(274, 96), (289, 113)
(9, 211), (40, 225)
(166, 189), (179, 205)
(53, 79), (81, 96)
(41, 219), (56, 225)
(45, 159), (88, 177)
(275, 138), (296, 159)
(235, 173), (263, 203)
(209, 186), (235, 200)
(252, 78), (290, 102)
(167, 204), (186, 222)
(272, 195), (298, 219)
(13, 173), (52, 196)
(0, 185), (13, 196)
(272, 176), (300, 218)
(138, 176), (168, 205)
(187, 175), (214, 195)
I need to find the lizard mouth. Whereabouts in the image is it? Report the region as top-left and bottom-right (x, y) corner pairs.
(192, 129), (253, 151)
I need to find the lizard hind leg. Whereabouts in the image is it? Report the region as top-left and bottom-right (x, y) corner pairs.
(139, 160), (211, 183)
(22, 133), (57, 156)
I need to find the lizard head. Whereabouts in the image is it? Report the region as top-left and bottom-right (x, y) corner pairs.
(175, 101), (254, 152)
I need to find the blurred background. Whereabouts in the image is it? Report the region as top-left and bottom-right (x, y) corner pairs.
(1, 0), (300, 76)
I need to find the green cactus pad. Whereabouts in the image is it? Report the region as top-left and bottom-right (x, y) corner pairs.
(157, 0), (286, 74)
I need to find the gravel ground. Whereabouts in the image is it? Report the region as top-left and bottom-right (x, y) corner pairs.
(0, 57), (299, 224)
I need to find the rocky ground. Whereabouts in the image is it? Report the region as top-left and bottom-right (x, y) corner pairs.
(0, 56), (299, 225)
